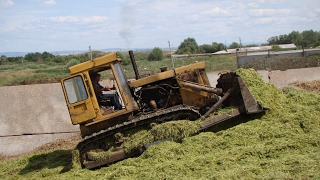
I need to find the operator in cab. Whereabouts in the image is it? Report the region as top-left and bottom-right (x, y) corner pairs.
(91, 73), (122, 110)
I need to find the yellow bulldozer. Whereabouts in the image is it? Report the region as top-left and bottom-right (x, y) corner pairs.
(61, 50), (267, 169)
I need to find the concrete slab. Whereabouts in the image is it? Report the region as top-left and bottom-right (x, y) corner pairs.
(268, 67), (320, 88)
(257, 70), (269, 83)
(0, 83), (79, 156)
(0, 83), (78, 136)
(0, 133), (78, 156)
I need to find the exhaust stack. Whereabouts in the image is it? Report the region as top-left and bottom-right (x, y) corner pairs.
(129, 50), (140, 80)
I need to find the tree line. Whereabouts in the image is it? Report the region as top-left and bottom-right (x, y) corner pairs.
(0, 51), (102, 64)
(175, 29), (320, 55)
(267, 30), (320, 48)
(1, 29), (319, 64)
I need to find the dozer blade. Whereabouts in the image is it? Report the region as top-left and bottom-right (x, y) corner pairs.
(215, 72), (268, 114)
(237, 76), (267, 114)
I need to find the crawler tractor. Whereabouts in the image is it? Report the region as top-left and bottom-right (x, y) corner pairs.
(61, 51), (266, 169)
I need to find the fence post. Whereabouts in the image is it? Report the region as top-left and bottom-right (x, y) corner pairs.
(236, 50), (239, 68)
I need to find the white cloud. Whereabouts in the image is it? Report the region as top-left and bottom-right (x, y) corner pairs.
(247, 3), (258, 8)
(255, 18), (275, 24)
(249, 9), (291, 16)
(50, 16), (109, 23)
(0, 0), (14, 8)
(186, 14), (199, 21)
(44, 0), (56, 5)
(50, 16), (79, 23)
(249, 9), (276, 16)
(1, 0), (320, 52)
(202, 7), (230, 15)
(83, 16), (109, 23)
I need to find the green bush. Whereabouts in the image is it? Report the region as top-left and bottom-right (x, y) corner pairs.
(148, 47), (163, 61)
(272, 45), (281, 51)
(117, 51), (130, 66)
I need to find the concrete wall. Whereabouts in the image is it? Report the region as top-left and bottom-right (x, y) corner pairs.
(267, 67), (320, 88)
(0, 83), (79, 156)
(238, 49), (320, 67)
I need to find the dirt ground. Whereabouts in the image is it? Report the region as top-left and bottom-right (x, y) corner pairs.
(290, 80), (320, 92)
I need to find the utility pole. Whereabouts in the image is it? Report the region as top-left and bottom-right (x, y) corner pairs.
(89, 46), (92, 60)
(168, 41), (174, 69)
(239, 37), (242, 53)
(225, 39), (227, 50)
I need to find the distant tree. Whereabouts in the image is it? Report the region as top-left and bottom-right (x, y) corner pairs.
(302, 30), (318, 47)
(278, 34), (291, 44)
(7, 56), (23, 63)
(212, 42), (225, 52)
(244, 44), (259, 47)
(24, 52), (42, 62)
(148, 47), (163, 61)
(199, 44), (214, 53)
(53, 56), (63, 63)
(1, 55), (7, 63)
(288, 31), (302, 46)
(176, 37), (199, 54)
(313, 40), (320, 47)
(41, 51), (54, 60)
(228, 42), (239, 49)
(267, 29), (320, 48)
(267, 36), (279, 45)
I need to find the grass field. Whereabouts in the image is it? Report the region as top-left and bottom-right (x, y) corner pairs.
(0, 53), (237, 86)
(0, 69), (319, 179)
(0, 62), (69, 86)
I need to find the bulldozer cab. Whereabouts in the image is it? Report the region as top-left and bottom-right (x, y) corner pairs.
(62, 73), (97, 125)
(61, 53), (138, 126)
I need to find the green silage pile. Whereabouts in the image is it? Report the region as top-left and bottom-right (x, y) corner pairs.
(124, 120), (201, 153)
(1, 68), (319, 179)
(86, 120), (201, 161)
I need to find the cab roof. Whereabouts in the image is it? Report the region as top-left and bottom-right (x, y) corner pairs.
(69, 52), (121, 75)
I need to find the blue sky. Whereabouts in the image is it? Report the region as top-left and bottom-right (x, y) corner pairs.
(0, 0), (319, 52)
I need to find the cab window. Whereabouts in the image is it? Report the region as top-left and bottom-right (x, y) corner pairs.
(63, 76), (88, 104)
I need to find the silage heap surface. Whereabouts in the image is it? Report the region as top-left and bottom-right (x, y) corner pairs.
(1, 68), (319, 179)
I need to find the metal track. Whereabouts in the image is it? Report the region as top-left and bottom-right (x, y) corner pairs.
(75, 105), (201, 169)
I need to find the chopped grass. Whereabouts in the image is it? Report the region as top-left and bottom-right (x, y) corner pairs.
(1, 68), (319, 179)
(123, 120), (201, 153)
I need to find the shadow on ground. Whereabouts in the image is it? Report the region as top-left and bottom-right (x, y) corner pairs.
(19, 150), (73, 175)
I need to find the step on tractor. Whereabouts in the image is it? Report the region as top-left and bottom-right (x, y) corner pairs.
(61, 50), (267, 169)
